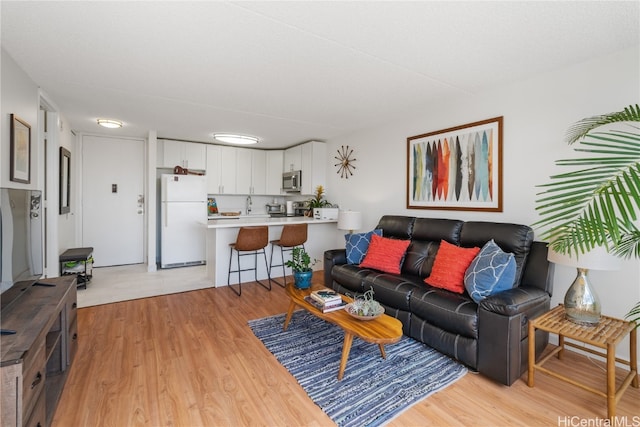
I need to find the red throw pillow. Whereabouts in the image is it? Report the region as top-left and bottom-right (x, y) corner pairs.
(359, 234), (410, 274)
(425, 240), (480, 293)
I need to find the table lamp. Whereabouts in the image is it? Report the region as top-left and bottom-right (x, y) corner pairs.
(337, 211), (362, 234)
(547, 245), (622, 326)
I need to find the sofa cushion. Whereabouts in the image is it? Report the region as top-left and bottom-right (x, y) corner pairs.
(344, 229), (382, 264)
(359, 234), (410, 274)
(424, 240), (480, 293)
(401, 240), (439, 278)
(464, 239), (517, 303)
(364, 272), (423, 312)
(410, 286), (479, 339)
(411, 218), (464, 244)
(375, 215), (415, 240)
(331, 264), (371, 294)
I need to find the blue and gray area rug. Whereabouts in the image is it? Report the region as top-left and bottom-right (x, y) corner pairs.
(248, 310), (467, 427)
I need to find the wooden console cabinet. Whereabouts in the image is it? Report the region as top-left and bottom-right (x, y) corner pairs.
(1, 276), (77, 426)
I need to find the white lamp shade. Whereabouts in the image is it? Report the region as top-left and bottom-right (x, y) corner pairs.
(547, 245), (622, 271)
(337, 211), (362, 232)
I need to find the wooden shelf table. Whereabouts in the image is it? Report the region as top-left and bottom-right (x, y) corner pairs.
(527, 305), (638, 419)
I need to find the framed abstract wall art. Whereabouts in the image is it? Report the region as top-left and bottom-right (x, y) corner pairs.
(10, 114), (31, 184)
(407, 116), (503, 212)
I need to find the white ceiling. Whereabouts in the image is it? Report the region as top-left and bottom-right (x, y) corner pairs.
(2, 1), (638, 149)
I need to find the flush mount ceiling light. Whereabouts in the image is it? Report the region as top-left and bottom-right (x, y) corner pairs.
(213, 133), (259, 145)
(97, 119), (123, 129)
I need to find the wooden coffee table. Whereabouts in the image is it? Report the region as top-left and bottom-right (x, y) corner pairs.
(283, 282), (403, 380)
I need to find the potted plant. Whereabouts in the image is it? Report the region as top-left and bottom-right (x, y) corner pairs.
(535, 104), (640, 326)
(285, 247), (317, 289)
(306, 185), (332, 217)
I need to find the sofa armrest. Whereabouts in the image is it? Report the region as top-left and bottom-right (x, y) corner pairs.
(479, 286), (551, 317)
(478, 286), (551, 385)
(324, 249), (347, 288)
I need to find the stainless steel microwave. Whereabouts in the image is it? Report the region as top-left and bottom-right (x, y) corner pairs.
(282, 170), (301, 192)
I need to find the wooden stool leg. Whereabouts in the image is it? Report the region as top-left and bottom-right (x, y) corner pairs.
(528, 320), (535, 387)
(631, 328), (638, 388)
(607, 343), (616, 419)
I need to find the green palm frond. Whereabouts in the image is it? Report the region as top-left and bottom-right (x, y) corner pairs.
(535, 130), (640, 257)
(626, 301), (640, 329)
(565, 104), (640, 145)
(535, 103), (640, 325)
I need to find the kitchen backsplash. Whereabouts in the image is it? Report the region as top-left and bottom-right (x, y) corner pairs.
(209, 194), (309, 216)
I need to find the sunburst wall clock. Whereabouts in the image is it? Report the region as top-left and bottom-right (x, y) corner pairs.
(335, 145), (356, 179)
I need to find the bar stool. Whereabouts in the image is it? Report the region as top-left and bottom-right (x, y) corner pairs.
(228, 226), (271, 296)
(269, 223), (308, 287)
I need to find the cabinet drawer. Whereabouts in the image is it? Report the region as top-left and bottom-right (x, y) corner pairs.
(22, 342), (46, 422)
(24, 386), (45, 427)
(66, 289), (77, 326)
(67, 318), (78, 366)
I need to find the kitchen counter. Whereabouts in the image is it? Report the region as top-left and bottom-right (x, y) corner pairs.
(207, 216), (335, 229)
(207, 213), (271, 220)
(206, 217), (339, 287)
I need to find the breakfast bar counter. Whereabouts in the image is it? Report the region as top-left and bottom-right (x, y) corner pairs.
(206, 217), (338, 287)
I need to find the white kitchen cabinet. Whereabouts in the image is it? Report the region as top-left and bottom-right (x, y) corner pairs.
(300, 141), (327, 195)
(250, 149), (266, 194)
(206, 145), (237, 194)
(266, 150), (284, 195)
(158, 139), (206, 170)
(283, 145), (302, 172)
(236, 149), (267, 195)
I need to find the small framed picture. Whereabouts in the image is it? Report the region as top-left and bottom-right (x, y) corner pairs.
(10, 114), (31, 184)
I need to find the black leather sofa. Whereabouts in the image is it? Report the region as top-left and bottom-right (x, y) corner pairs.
(324, 215), (554, 386)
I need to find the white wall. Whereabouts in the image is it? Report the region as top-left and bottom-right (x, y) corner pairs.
(326, 46), (640, 360)
(1, 47), (39, 189)
(2, 48), (76, 275)
(57, 113), (77, 252)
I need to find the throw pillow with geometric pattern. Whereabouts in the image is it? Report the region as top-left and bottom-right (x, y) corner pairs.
(464, 239), (517, 303)
(345, 229), (383, 264)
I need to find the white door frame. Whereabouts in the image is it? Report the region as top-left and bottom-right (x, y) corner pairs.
(39, 91), (60, 278)
(77, 133), (148, 266)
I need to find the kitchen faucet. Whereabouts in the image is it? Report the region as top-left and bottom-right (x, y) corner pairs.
(246, 195), (252, 215)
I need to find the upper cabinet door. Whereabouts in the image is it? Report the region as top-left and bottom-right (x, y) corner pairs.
(183, 143), (206, 170)
(158, 139), (205, 170)
(235, 148), (253, 194)
(206, 145), (222, 194)
(251, 149), (267, 195)
(266, 150), (284, 195)
(219, 146), (237, 194)
(283, 145), (302, 172)
(300, 141), (327, 195)
(158, 139), (183, 168)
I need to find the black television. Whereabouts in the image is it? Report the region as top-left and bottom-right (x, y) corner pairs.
(0, 188), (44, 310)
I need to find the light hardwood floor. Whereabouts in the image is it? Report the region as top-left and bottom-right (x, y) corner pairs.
(54, 270), (639, 426)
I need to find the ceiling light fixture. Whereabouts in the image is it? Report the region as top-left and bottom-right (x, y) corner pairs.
(213, 133), (259, 145)
(97, 119), (123, 129)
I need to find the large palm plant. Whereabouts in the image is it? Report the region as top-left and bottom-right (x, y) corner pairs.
(534, 104), (640, 325)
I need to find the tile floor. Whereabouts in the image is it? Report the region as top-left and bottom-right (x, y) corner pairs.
(76, 264), (212, 308)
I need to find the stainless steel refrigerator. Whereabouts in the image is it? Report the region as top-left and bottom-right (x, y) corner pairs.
(160, 174), (207, 268)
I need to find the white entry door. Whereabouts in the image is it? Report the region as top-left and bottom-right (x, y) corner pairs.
(82, 135), (145, 267)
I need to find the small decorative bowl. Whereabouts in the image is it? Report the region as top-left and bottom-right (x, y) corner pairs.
(345, 303), (385, 321)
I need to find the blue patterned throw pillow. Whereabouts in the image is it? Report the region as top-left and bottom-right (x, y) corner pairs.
(464, 239), (517, 303)
(345, 229), (383, 264)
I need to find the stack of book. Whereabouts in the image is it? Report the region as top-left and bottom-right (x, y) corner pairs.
(304, 288), (347, 313)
